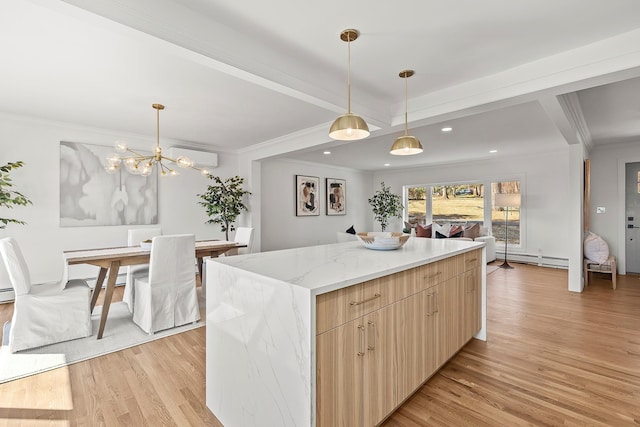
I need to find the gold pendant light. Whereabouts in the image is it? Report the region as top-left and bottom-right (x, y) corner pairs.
(390, 70), (423, 155)
(329, 29), (370, 141)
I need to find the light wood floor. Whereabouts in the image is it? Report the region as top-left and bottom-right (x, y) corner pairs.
(0, 265), (638, 426)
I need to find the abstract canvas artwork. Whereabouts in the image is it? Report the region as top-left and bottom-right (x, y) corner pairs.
(295, 175), (319, 216)
(326, 178), (346, 215)
(60, 141), (158, 226)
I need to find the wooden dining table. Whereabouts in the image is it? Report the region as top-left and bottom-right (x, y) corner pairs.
(64, 240), (246, 339)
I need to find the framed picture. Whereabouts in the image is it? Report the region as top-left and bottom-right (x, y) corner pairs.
(326, 178), (346, 215)
(60, 141), (158, 226)
(296, 175), (320, 216)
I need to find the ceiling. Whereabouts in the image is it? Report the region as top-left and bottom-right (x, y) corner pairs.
(2, 0), (640, 171)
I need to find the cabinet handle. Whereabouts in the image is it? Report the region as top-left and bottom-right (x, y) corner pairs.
(426, 292), (434, 316)
(424, 272), (442, 280)
(434, 291), (439, 314)
(350, 293), (381, 306)
(466, 258), (478, 263)
(367, 321), (376, 351)
(357, 325), (365, 356)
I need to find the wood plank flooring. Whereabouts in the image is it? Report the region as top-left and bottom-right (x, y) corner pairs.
(383, 264), (640, 426)
(0, 264), (638, 426)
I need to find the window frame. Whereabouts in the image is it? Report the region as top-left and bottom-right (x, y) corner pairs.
(403, 176), (524, 249)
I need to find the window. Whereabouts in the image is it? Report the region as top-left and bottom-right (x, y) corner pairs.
(491, 181), (520, 245)
(432, 184), (484, 225)
(404, 179), (522, 247)
(407, 186), (427, 225)
(405, 183), (485, 226)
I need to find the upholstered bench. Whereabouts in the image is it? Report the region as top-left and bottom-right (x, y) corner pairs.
(584, 256), (617, 290)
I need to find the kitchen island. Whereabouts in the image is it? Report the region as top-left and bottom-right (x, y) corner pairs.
(206, 237), (486, 427)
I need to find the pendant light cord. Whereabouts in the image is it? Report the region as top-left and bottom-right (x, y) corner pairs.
(404, 76), (409, 136)
(346, 33), (352, 114)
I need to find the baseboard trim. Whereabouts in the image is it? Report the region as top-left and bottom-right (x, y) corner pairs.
(497, 252), (568, 269)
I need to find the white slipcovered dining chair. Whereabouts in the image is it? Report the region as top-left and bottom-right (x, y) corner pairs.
(0, 237), (92, 353)
(123, 227), (162, 312)
(202, 227), (255, 298)
(132, 234), (200, 334)
(224, 227), (255, 256)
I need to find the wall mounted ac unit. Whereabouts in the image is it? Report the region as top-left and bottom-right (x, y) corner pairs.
(168, 147), (218, 168)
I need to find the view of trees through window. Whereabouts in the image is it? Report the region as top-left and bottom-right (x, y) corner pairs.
(491, 181), (520, 245)
(406, 180), (520, 245)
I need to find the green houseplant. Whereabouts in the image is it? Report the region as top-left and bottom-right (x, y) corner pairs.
(198, 175), (251, 240)
(368, 182), (404, 232)
(0, 161), (32, 229)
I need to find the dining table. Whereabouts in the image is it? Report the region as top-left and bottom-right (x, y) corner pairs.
(64, 240), (246, 339)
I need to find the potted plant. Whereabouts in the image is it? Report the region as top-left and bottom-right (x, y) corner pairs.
(368, 182), (403, 232)
(198, 175), (251, 240)
(0, 161), (32, 229)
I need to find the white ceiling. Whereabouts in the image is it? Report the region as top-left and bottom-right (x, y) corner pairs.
(1, 0), (640, 170)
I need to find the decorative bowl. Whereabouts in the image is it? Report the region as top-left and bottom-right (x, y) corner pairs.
(140, 240), (152, 251)
(356, 232), (410, 251)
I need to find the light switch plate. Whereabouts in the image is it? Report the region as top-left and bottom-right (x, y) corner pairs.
(596, 207), (606, 214)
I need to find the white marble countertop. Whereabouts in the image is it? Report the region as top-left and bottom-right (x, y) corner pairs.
(211, 237), (484, 295)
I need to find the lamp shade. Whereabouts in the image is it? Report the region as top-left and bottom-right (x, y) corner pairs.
(329, 113), (370, 141)
(494, 193), (521, 208)
(390, 135), (423, 155)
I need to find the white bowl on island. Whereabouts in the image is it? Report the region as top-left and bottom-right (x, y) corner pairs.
(356, 232), (410, 251)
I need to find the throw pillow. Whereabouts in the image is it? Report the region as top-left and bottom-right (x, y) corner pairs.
(433, 222), (451, 238)
(463, 223), (480, 239)
(450, 229), (464, 238)
(416, 223), (432, 238)
(346, 225), (356, 235)
(584, 232), (609, 264)
(450, 224), (464, 237)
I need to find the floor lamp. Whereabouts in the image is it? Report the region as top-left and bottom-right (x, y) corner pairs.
(494, 193), (521, 269)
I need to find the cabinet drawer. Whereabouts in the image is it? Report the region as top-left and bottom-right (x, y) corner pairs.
(316, 284), (363, 335)
(464, 249), (481, 271)
(418, 261), (445, 289)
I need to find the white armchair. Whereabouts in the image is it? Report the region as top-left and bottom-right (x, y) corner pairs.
(132, 234), (200, 334)
(124, 227), (162, 312)
(0, 237), (92, 353)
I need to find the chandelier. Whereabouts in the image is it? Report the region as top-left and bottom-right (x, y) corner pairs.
(105, 103), (210, 177)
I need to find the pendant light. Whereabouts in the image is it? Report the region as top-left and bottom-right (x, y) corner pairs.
(329, 29), (370, 141)
(390, 70), (423, 155)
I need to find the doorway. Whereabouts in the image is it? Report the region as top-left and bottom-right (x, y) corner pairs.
(625, 162), (640, 273)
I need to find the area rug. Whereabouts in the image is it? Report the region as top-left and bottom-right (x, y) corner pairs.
(0, 289), (205, 383)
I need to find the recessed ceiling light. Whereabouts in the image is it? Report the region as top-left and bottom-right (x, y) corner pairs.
(441, 127), (453, 132)
(323, 151), (331, 155)
(384, 163), (391, 167)
(489, 149), (497, 153)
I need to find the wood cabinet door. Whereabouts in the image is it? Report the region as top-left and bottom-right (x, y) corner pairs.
(395, 292), (424, 399)
(316, 318), (364, 427)
(422, 285), (442, 377)
(363, 305), (397, 427)
(441, 276), (465, 361)
(463, 266), (482, 340)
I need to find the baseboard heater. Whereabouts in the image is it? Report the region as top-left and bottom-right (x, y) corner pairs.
(496, 251), (568, 269)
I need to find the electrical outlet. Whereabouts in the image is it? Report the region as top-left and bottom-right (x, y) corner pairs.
(596, 207), (605, 214)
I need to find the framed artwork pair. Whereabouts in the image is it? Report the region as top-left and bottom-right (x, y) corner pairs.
(295, 175), (345, 217)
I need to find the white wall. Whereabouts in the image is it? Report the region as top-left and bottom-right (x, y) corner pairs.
(372, 149), (572, 262)
(260, 158), (373, 251)
(0, 114), (239, 284)
(589, 140), (640, 274)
